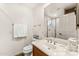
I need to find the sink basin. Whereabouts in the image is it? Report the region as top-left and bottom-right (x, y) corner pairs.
(42, 42), (56, 51)
(42, 45), (51, 51)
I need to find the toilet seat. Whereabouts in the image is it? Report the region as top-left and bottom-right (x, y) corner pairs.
(23, 44), (32, 53)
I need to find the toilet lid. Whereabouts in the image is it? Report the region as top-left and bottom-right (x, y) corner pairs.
(23, 44), (32, 50)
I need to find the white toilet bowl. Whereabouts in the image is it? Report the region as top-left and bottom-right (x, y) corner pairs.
(23, 44), (32, 56)
(23, 38), (39, 56)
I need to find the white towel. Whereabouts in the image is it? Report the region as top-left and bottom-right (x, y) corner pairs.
(14, 24), (27, 38)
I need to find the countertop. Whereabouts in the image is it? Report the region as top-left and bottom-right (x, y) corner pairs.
(32, 38), (78, 56)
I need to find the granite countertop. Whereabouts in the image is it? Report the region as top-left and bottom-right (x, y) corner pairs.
(32, 38), (78, 56)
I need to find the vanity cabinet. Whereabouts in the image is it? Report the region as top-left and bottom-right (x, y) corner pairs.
(33, 45), (48, 56)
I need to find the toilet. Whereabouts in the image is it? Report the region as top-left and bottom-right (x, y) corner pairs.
(23, 37), (39, 56)
(23, 44), (32, 56)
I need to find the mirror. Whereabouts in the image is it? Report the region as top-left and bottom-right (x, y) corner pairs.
(44, 3), (78, 55)
(45, 3), (77, 39)
(77, 3), (79, 55)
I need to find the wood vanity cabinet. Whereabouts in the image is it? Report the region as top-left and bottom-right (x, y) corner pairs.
(33, 45), (48, 56)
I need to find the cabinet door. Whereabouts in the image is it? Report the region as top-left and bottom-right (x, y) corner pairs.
(33, 45), (47, 56)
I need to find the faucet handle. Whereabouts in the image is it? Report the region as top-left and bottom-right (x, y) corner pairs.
(59, 33), (62, 35)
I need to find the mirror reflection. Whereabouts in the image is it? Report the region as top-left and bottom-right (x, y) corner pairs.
(44, 3), (78, 55)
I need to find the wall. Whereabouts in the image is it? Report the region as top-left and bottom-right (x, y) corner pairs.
(32, 6), (46, 39)
(0, 4), (33, 56)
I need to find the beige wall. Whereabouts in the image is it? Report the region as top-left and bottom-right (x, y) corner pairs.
(32, 6), (46, 39)
(0, 4), (33, 56)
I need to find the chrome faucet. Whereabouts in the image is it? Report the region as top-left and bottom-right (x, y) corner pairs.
(54, 40), (56, 45)
(47, 39), (56, 45)
(47, 39), (52, 43)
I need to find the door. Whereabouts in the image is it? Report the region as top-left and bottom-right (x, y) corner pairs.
(48, 19), (55, 37)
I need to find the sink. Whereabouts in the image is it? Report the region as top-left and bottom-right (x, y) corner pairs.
(42, 42), (56, 51)
(42, 45), (51, 51)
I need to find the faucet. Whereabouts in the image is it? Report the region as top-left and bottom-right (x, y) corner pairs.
(54, 41), (56, 45)
(47, 39), (56, 45)
(47, 39), (52, 43)
(54, 38), (56, 45)
(47, 38), (56, 49)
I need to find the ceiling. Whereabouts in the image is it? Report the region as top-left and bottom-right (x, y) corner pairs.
(0, 3), (76, 9)
(1, 3), (45, 9)
(22, 3), (45, 8)
(45, 3), (77, 18)
(46, 3), (76, 9)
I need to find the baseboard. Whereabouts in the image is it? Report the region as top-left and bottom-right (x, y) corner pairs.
(15, 52), (24, 56)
